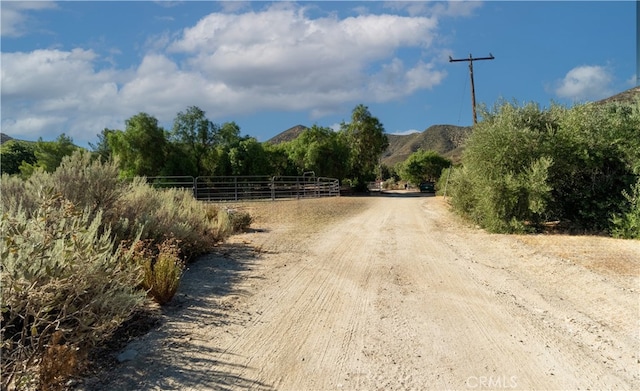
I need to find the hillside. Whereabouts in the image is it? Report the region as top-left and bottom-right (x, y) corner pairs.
(266, 125), (308, 144)
(0, 133), (14, 145)
(381, 124), (471, 167)
(595, 86), (639, 105)
(267, 123), (472, 167)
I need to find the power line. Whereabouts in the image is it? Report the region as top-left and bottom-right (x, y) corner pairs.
(449, 53), (495, 125)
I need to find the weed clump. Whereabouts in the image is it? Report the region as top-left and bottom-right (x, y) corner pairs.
(131, 239), (185, 305)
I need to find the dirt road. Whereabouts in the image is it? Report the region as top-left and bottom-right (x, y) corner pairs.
(85, 194), (639, 390)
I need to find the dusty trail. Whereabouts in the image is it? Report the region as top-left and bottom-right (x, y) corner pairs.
(84, 194), (639, 390)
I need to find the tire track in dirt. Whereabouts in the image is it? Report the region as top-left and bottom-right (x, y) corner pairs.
(204, 200), (392, 390)
(82, 195), (638, 391)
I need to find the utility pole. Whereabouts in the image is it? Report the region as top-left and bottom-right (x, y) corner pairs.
(449, 53), (495, 124)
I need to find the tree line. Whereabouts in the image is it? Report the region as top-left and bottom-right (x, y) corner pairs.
(2, 104), (405, 191)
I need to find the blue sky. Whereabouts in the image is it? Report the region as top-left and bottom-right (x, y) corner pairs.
(1, 1), (637, 148)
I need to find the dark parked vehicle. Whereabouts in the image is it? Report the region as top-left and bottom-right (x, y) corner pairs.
(419, 182), (435, 193)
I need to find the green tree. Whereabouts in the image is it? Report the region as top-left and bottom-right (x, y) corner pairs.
(171, 106), (219, 176)
(228, 137), (270, 176)
(340, 104), (389, 188)
(0, 140), (36, 176)
(400, 150), (451, 185)
(264, 143), (297, 177)
(19, 134), (79, 176)
(108, 113), (168, 177)
(286, 125), (350, 179)
(448, 99), (639, 234)
(218, 121), (242, 147)
(89, 128), (115, 163)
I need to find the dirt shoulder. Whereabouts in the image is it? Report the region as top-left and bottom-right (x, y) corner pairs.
(81, 194), (639, 390)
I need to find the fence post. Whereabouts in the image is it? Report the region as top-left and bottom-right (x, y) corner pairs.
(193, 176), (197, 200)
(271, 176), (275, 201)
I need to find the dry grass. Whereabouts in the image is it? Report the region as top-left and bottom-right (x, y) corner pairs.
(228, 197), (372, 229)
(516, 235), (639, 277)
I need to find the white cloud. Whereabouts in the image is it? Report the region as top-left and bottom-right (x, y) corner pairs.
(1, 49), (127, 143)
(1, 3), (451, 145)
(1, 2), (57, 37)
(554, 65), (613, 102)
(1, 115), (67, 139)
(391, 129), (421, 136)
(1, 49), (115, 99)
(153, 1), (184, 9)
(167, 5), (441, 106)
(155, 16), (175, 22)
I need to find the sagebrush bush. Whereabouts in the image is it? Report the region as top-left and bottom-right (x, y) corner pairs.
(1, 196), (145, 390)
(114, 180), (232, 261)
(0, 170), (55, 217)
(0, 153), (243, 388)
(50, 150), (126, 218)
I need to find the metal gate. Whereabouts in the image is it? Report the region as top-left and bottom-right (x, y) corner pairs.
(146, 175), (340, 201)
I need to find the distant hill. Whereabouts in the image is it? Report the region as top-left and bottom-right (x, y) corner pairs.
(1, 133), (14, 145)
(267, 125), (308, 144)
(267, 123), (472, 166)
(381, 124), (472, 167)
(595, 86), (639, 105)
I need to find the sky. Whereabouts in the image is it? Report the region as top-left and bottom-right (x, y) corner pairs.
(1, 1), (637, 148)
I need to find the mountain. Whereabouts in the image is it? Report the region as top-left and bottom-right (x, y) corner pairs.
(1, 133), (14, 145)
(267, 123), (471, 166)
(381, 124), (472, 167)
(595, 86), (639, 105)
(267, 125), (308, 144)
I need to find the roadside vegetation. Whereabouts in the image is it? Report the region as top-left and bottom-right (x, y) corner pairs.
(446, 99), (640, 238)
(0, 151), (249, 390)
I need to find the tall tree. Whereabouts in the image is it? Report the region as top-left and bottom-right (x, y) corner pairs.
(286, 125), (350, 179)
(19, 134), (79, 176)
(171, 106), (219, 176)
(340, 104), (389, 187)
(228, 137), (270, 176)
(108, 113), (168, 177)
(0, 140), (36, 176)
(90, 128), (115, 163)
(218, 121), (242, 147)
(264, 143), (297, 177)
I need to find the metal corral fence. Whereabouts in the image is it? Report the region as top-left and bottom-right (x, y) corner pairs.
(145, 175), (340, 201)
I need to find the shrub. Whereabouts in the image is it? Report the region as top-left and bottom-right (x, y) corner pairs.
(382, 178), (397, 190)
(399, 149), (451, 185)
(0, 170), (55, 218)
(449, 100), (639, 234)
(1, 196), (145, 390)
(113, 180), (233, 262)
(132, 239), (184, 305)
(49, 150), (126, 218)
(0, 152), (242, 388)
(227, 209), (253, 233)
(611, 179), (640, 239)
